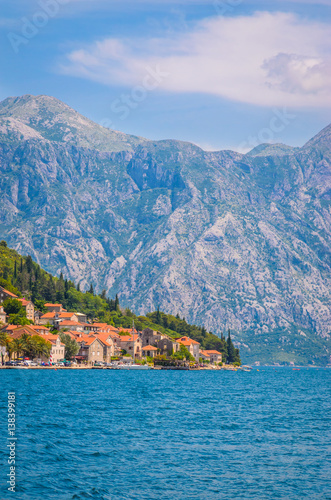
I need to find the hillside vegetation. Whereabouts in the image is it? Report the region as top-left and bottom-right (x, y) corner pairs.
(0, 240), (238, 362)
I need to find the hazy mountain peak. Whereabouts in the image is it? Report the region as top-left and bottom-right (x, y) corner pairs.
(246, 142), (299, 157)
(0, 94), (146, 152)
(303, 123), (331, 154)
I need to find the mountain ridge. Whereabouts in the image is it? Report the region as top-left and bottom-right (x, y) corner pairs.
(0, 94), (330, 365)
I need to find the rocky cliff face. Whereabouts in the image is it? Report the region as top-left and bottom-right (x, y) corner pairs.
(0, 94), (330, 365)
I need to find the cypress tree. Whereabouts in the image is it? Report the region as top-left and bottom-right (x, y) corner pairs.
(20, 258), (23, 273)
(14, 261), (17, 279)
(26, 256), (33, 274)
(156, 306), (161, 325)
(114, 294), (119, 310)
(227, 329), (236, 364)
(88, 284), (94, 295)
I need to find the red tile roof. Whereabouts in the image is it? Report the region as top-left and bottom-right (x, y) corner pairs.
(204, 350), (222, 355)
(58, 320), (82, 327)
(96, 332), (114, 344)
(176, 336), (200, 346)
(17, 298), (32, 306)
(142, 345), (158, 351)
(28, 325), (50, 333)
(41, 312), (77, 320)
(0, 287), (18, 298)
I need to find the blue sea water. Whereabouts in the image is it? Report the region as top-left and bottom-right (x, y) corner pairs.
(0, 368), (330, 500)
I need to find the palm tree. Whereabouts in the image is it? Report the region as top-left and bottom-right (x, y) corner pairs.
(5, 338), (15, 362)
(11, 338), (25, 361)
(20, 333), (33, 359)
(30, 335), (51, 362)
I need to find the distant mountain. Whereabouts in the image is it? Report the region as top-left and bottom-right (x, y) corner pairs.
(0, 94), (330, 365)
(0, 94), (146, 152)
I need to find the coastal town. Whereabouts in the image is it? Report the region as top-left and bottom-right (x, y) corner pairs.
(0, 285), (232, 370)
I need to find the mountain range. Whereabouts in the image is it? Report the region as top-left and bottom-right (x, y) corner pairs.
(0, 94), (330, 365)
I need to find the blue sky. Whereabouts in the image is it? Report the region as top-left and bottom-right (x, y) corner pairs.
(0, 0), (330, 151)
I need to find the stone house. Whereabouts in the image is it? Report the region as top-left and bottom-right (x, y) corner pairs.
(94, 332), (117, 360)
(6, 326), (65, 364)
(107, 332), (123, 357)
(203, 350), (222, 364)
(176, 336), (201, 362)
(199, 350), (211, 362)
(17, 298), (35, 321)
(0, 286), (18, 304)
(142, 345), (158, 358)
(141, 328), (165, 347)
(42, 334), (65, 364)
(141, 328), (180, 356)
(75, 312), (87, 323)
(39, 311), (79, 326)
(118, 334), (142, 359)
(156, 337), (180, 356)
(0, 305), (6, 325)
(28, 325), (51, 335)
(76, 337), (106, 365)
(57, 320), (84, 332)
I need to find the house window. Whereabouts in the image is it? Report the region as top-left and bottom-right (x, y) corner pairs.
(92, 351), (95, 355)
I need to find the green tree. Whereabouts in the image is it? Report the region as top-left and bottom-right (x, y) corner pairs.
(155, 306), (161, 325)
(226, 330), (236, 364)
(59, 332), (80, 360)
(172, 344), (194, 361)
(29, 336), (51, 360)
(8, 314), (30, 326)
(3, 298), (23, 315)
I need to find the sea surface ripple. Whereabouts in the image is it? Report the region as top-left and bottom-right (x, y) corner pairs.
(0, 368), (330, 499)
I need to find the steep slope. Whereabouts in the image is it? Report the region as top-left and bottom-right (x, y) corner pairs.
(0, 95), (330, 365)
(0, 94), (146, 152)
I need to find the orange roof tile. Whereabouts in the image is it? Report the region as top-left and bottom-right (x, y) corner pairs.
(2, 324), (19, 331)
(17, 298), (32, 306)
(142, 345), (158, 351)
(204, 350), (222, 355)
(58, 320), (82, 326)
(0, 287), (18, 298)
(40, 312), (55, 319)
(176, 336), (200, 346)
(28, 325), (50, 332)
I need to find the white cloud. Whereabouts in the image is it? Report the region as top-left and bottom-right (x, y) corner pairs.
(60, 11), (331, 108)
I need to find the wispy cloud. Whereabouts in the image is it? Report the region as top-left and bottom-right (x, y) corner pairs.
(60, 12), (331, 108)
